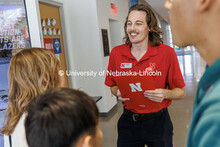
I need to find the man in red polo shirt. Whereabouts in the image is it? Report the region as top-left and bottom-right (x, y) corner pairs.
(105, 4), (185, 147)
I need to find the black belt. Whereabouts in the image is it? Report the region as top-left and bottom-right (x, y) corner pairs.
(123, 107), (167, 122)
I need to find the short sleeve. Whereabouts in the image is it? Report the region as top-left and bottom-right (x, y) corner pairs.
(167, 49), (185, 89)
(105, 49), (117, 87)
(190, 88), (220, 147)
(4, 114), (29, 147)
(192, 110), (220, 147)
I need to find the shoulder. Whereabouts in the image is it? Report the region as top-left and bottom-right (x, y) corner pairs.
(152, 44), (176, 60)
(110, 44), (129, 55)
(12, 114), (26, 134)
(192, 82), (220, 146)
(160, 44), (174, 52)
(153, 44), (175, 54)
(4, 135), (9, 147)
(12, 113), (26, 136)
(203, 80), (220, 104)
(10, 113), (28, 147)
(196, 79), (220, 125)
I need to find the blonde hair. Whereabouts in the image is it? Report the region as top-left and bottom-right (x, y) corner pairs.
(1, 48), (60, 135)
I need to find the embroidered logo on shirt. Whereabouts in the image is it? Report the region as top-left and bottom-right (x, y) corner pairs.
(145, 66), (153, 72)
(149, 63), (156, 70)
(145, 63), (156, 71)
(121, 63), (132, 68)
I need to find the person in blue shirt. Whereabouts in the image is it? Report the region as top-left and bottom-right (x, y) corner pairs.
(165, 0), (220, 146)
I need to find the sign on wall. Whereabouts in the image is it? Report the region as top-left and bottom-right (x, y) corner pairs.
(44, 38), (54, 53)
(0, 2), (31, 64)
(53, 38), (61, 54)
(101, 29), (110, 57)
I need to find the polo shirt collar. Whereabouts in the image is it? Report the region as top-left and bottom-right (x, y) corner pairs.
(121, 44), (159, 61)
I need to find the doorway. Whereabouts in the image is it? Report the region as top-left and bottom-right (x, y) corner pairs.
(109, 19), (122, 50)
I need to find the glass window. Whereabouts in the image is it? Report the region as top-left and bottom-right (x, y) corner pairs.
(0, 0), (31, 145)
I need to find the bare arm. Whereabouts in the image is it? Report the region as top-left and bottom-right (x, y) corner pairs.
(144, 87), (186, 102)
(165, 87), (186, 100)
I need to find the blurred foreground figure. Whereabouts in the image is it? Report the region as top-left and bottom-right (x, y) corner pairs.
(1, 48), (64, 147)
(25, 88), (103, 147)
(165, 0), (220, 146)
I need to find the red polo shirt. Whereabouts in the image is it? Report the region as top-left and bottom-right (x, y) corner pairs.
(105, 44), (185, 113)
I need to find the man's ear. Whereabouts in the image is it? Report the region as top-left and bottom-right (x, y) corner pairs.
(81, 135), (92, 147)
(197, 0), (214, 12)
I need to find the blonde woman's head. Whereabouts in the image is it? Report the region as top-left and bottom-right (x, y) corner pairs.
(1, 48), (61, 135)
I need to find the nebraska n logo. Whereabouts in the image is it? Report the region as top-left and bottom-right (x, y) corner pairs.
(129, 83), (143, 92)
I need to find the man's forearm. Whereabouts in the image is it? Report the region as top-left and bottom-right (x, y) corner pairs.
(166, 87), (186, 100)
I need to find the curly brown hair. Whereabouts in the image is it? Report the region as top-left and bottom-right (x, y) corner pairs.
(124, 4), (163, 47)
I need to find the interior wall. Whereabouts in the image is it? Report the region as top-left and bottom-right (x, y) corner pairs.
(55, 0), (129, 113)
(62, 0), (110, 113)
(96, 0), (129, 112)
(25, 0), (129, 113)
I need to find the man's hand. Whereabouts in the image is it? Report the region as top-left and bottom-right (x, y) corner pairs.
(144, 89), (168, 103)
(117, 89), (130, 102)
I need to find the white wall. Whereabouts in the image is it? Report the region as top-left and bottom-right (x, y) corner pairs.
(62, 0), (129, 113)
(96, 0), (129, 112)
(25, 0), (129, 113)
(62, 0), (107, 112)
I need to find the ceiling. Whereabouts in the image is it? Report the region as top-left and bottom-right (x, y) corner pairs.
(145, 0), (169, 23)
